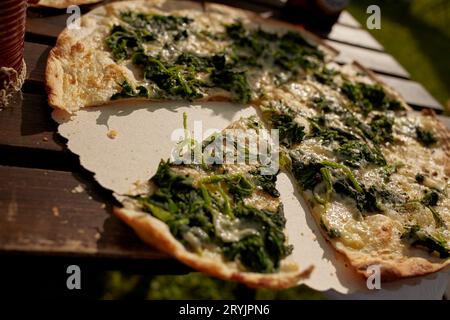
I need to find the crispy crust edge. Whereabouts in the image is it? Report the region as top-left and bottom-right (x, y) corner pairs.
(340, 249), (450, 281)
(33, 0), (102, 9)
(300, 195), (450, 282)
(113, 206), (313, 289)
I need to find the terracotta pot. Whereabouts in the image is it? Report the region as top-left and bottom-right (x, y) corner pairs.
(0, 0), (27, 90)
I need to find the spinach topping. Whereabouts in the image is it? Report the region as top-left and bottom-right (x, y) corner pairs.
(401, 225), (449, 258)
(369, 114), (394, 144)
(415, 173), (425, 184)
(269, 112), (305, 147)
(175, 52), (226, 73)
(422, 190), (439, 207)
(320, 218), (340, 239)
(106, 12), (193, 61)
(225, 21), (275, 57)
(336, 140), (386, 168)
(308, 116), (387, 167)
(340, 82), (404, 116)
(289, 157), (390, 215)
(273, 31), (324, 72)
(132, 51), (205, 100)
(250, 169), (280, 198)
(111, 80), (149, 100)
(121, 11), (192, 36)
(225, 21), (324, 74)
(416, 127), (437, 147)
(309, 116), (359, 144)
(105, 24), (156, 61)
(333, 181), (382, 214)
(313, 67), (339, 85)
(421, 190), (446, 228)
(135, 160), (291, 273)
(210, 67), (252, 103)
(341, 113), (395, 145)
(107, 14), (326, 102)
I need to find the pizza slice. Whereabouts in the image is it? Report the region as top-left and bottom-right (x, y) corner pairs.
(45, 0), (334, 112)
(259, 63), (450, 280)
(114, 116), (312, 289)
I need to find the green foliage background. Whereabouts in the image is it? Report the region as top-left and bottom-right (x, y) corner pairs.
(347, 0), (450, 110)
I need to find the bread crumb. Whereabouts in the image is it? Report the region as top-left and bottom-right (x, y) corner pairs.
(52, 206), (60, 217)
(43, 137), (48, 142)
(100, 203), (106, 209)
(71, 184), (84, 193)
(107, 129), (118, 139)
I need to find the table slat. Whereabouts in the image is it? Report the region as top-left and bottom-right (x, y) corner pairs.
(328, 40), (410, 78)
(377, 74), (443, 111)
(0, 165), (170, 260)
(327, 24), (383, 51)
(26, 11), (66, 40)
(0, 93), (61, 151)
(337, 10), (361, 28)
(25, 42), (51, 85)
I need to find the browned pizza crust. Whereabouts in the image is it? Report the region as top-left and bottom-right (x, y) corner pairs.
(33, 0), (102, 9)
(340, 248), (450, 281)
(114, 207), (313, 289)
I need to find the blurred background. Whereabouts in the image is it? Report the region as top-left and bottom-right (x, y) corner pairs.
(69, 0), (450, 299)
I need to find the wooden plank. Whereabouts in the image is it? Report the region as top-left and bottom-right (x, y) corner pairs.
(377, 74), (443, 111)
(205, 0), (276, 14)
(26, 10), (66, 40)
(0, 93), (62, 151)
(328, 40), (410, 78)
(244, 0), (285, 9)
(24, 42), (51, 84)
(338, 10), (361, 28)
(0, 165), (170, 261)
(326, 24), (384, 51)
(437, 115), (450, 129)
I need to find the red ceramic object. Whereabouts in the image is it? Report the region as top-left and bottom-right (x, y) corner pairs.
(0, 0), (27, 89)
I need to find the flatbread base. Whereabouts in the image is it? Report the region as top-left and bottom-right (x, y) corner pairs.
(114, 207), (313, 290)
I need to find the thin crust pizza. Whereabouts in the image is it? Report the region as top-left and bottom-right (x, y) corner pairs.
(45, 0), (450, 284)
(260, 62), (450, 280)
(46, 0), (335, 112)
(32, 0), (103, 9)
(114, 116), (312, 289)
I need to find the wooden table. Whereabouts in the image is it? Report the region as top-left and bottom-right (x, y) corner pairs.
(0, 0), (448, 295)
